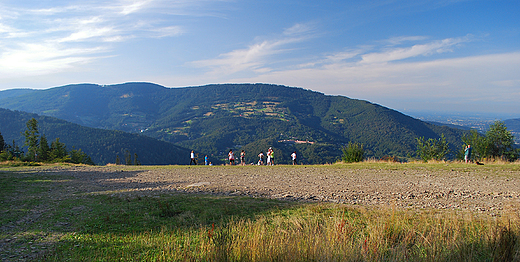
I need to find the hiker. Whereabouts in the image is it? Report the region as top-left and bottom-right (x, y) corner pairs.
(291, 151), (297, 165)
(267, 147), (274, 166)
(228, 149), (235, 165)
(190, 150), (197, 165)
(240, 150), (246, 166)
(464, 145), (472, 163)
(258, 151), (264, 165)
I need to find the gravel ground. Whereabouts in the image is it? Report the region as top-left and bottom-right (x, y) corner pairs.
(34, 164), (520, 215)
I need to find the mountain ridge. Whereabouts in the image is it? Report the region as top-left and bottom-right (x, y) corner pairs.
(0, 107), (191, 165)
(0, 82), (470, 164)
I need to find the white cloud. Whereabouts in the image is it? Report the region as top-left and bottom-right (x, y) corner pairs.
(0, 0), (205, 80)
(385, 36), (429, 45)
(361, 35), (471, 64)
(119, 0), (153, 15)
(191, 22), (316, 77)
(283, 23), (313, 36)
(0, 43), (105, 78)
(149, 26), (184, 38)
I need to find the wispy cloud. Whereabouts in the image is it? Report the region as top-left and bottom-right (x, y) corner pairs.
(0, 0), (215, 79)
(190, 23), (316, 77)
(361, 35), (472, 63)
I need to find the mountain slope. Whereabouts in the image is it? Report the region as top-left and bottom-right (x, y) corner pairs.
(0, 89), (36, 101)
(0, 108), (191, 165)
(0, 83), (469, 163)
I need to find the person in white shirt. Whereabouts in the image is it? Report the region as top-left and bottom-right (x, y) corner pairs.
(190, 151), (197, 165)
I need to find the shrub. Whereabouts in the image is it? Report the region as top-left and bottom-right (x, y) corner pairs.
(342, 142), (365, 163)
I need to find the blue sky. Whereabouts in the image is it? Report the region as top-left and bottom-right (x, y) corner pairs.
(1, 0), (519, 117)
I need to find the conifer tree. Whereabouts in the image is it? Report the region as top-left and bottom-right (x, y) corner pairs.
(0, 131), (5, 152)
(133, 153), (140, 165)
(23, 118), (39, 161)
(39, 134), (51, 162)
(50, 138), (67, 160)
(125, 150), (132, 165)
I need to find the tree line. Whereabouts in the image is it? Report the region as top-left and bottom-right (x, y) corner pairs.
(343, 121), (519, 163)
(0, 118), (94, 165)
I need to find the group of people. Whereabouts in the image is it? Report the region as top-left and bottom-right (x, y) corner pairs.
(256, 147), (275, 166)
(191, 148), (299, 165)
(227, 149), (247, 166)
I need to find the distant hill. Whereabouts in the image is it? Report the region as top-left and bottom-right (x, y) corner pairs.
(504, 118), (520, 144)
(0, 108), (191, 165)
(0, 89), (35, 100)
(0, 83), (469, 163)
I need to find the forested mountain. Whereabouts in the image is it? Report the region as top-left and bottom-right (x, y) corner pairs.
(0, 108), (191, 165)
(0, 83), (469, 164)
(0, 89), (35, 101)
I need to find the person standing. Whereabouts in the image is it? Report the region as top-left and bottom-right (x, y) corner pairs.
(258, 151), (264, 165)
(228, 149), (235, 165)
(190, 150), (197, 165)
(291, 151), (297, 165)
(240, 150), (246, 166)
(205, 155), (208, 165)
(464, 144), (472, 163)
(267, 147), (274, 166)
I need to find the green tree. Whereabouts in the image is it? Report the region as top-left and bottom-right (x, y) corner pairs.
(486, 121), (518, 161)
(416, 134), (450, 162)
(39, 134), (51, 162)
(7, 140), (23, 160)
(341, 142), (365, 163)
(50, 138), (68, 161)
(0, 131), (5, 152)
(460, 130), (487, 161)
(133, 153), (140, 165)
(69, 148), (95, 165)
(460, 121), (518, 161)
(23, 118), (39, 161)
(125, 150), (132, 165)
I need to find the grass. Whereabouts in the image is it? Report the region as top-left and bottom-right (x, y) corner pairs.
(1, 165), (520, 261)
(334, 159), (520, 172)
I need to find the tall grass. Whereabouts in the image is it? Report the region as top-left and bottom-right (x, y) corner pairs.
(43, 202), (520, 261)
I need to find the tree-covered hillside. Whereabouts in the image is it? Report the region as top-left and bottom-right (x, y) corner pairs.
(0, 108), (191, 165)
(0, 83), (470, 164)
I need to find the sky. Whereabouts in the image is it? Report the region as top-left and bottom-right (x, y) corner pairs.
(0, 0), (519, 118)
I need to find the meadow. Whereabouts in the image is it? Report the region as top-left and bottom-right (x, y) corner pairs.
(1, 162), (519, 261)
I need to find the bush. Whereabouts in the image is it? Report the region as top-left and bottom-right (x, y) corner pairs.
(342, 142), (365, 163)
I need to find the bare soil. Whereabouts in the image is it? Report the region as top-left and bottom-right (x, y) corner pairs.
(29, 164), (520, 215)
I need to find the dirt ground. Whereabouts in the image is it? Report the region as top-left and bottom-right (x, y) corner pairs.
(29, 164), (520, 215)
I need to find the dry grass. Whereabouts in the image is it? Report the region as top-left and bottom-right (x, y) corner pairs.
(189, 205), (520, 261)
(52, 203), (520, 261)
